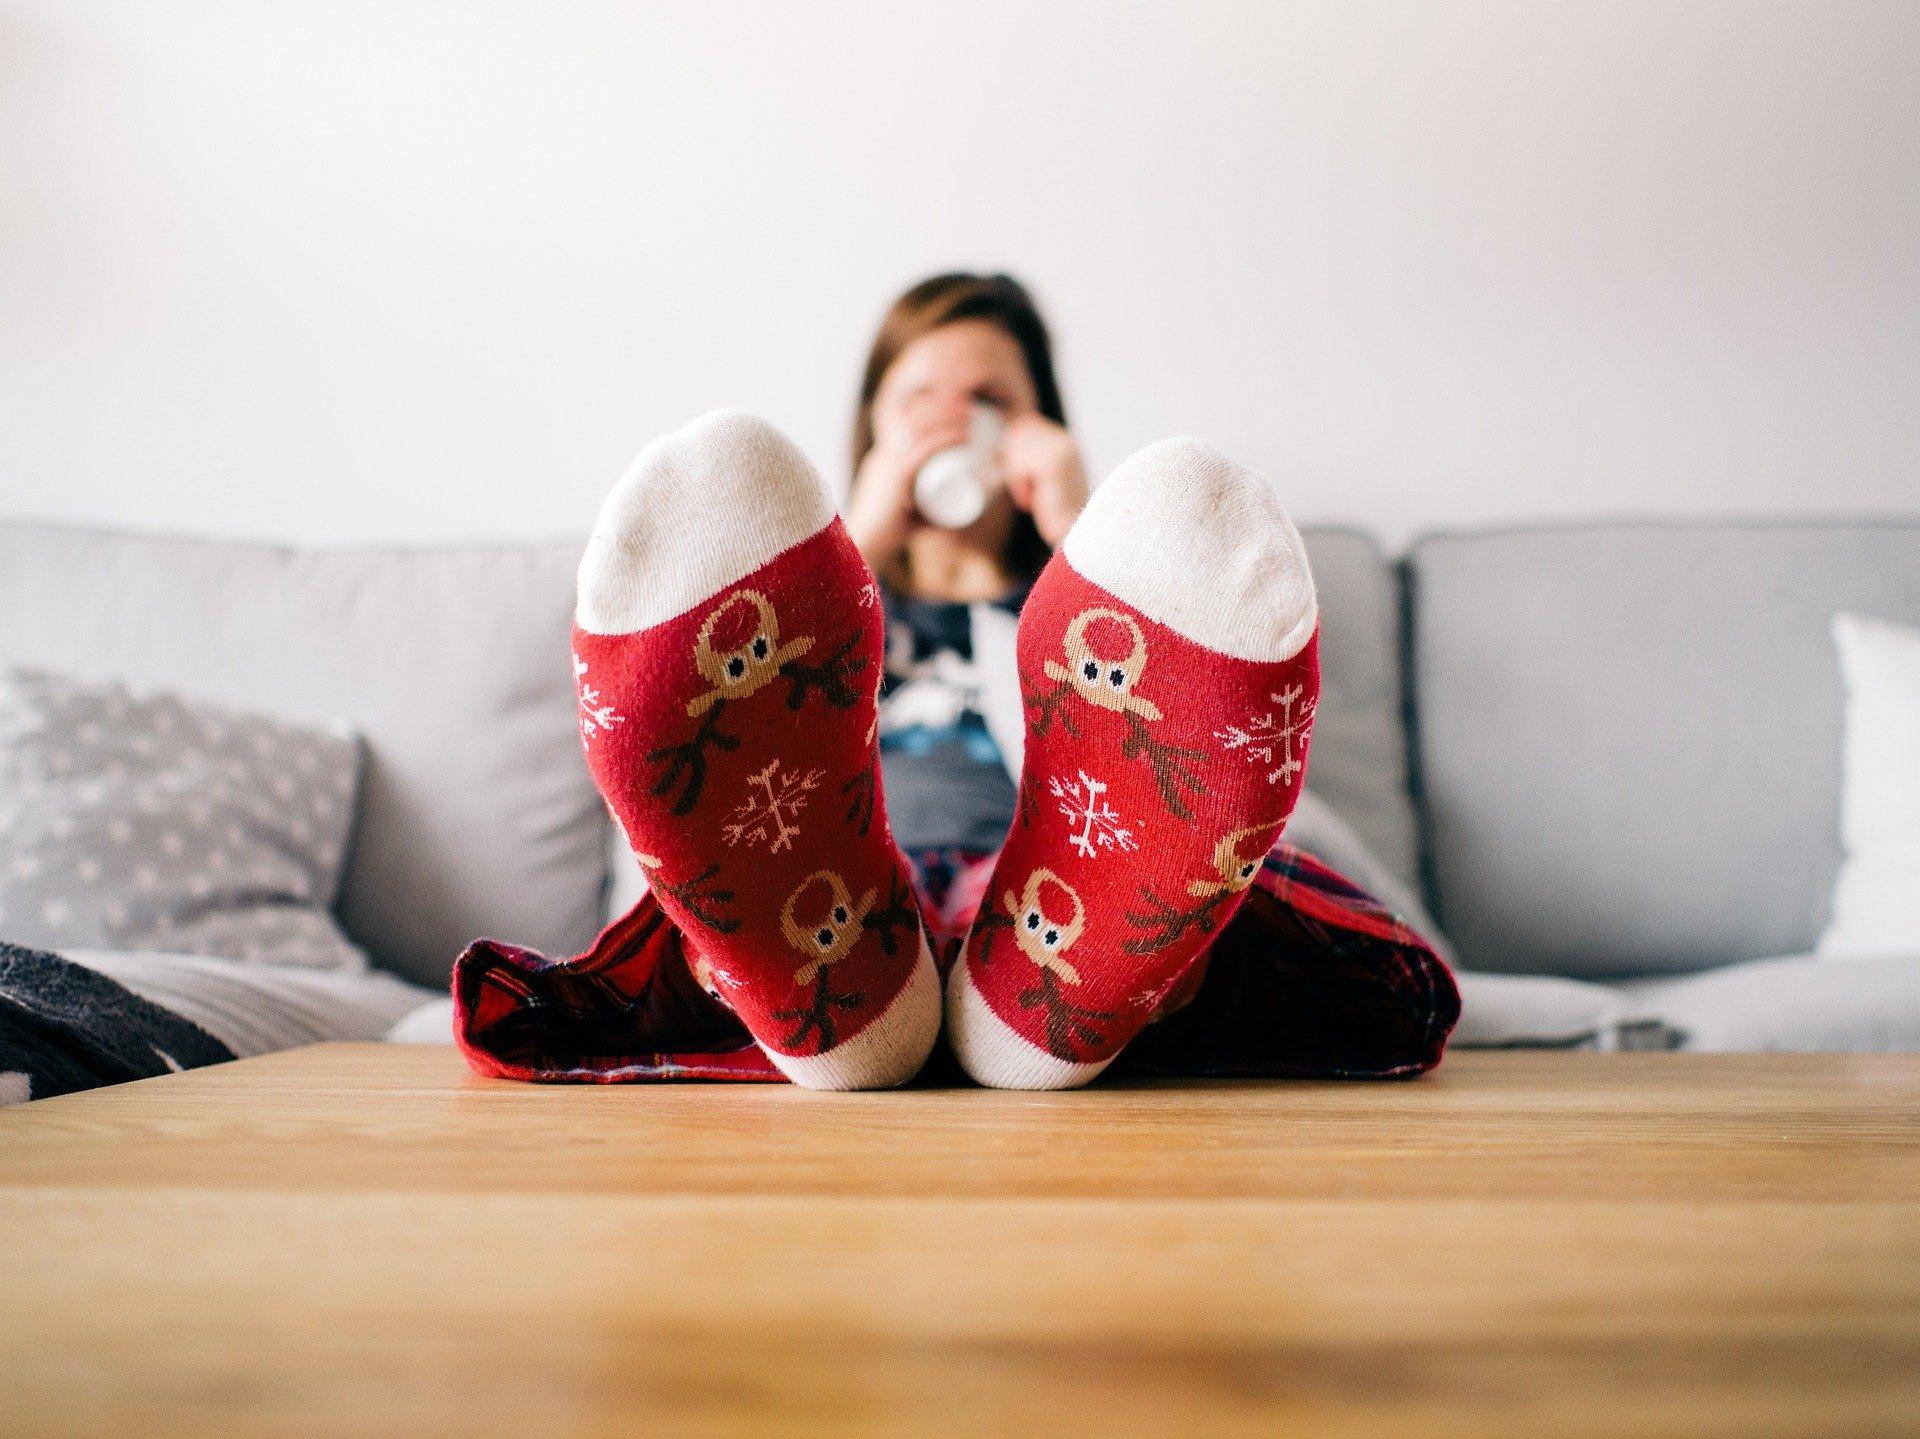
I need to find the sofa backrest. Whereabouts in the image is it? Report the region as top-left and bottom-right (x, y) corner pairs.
(1408, 518), (1920, 978)
(0, 517), (1421, 989)
(0, 520), (606, 987)
(1294, 526), (1422, 898)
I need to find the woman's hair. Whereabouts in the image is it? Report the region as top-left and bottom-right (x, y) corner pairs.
(851, 271), (1066, 580)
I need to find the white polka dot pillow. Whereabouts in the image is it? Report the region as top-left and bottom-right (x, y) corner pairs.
(0, 666), (366, 970)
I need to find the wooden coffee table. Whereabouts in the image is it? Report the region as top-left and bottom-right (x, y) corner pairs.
(0, 1046), (1914, 1437)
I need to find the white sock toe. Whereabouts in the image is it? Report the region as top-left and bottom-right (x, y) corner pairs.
(1061, 437), (1317, 662)
(576, 409), (836, 636)
(775, 940), (943, 1091)
(945, 960), (1109, 1091)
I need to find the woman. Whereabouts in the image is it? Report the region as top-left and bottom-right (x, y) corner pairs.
(847, 274), (1088, 858)
(451, 273), (1458, 1090)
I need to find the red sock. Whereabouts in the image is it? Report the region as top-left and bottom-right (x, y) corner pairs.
(946, 438), (1320, 1088)
(574, 411), (939, 1089)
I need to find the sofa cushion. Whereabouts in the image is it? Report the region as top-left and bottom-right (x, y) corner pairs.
(1620, 953), (1920, 1052)
(0, 665), (365, 970)
(1450, 971), (1633, 1050)
(69, 949), (435, 1058)
(1819, 612), (1920, 958)
(1294, 526), (1420, 897)
(0, 521), (605, 986)
(1408, 519), (1920, 977)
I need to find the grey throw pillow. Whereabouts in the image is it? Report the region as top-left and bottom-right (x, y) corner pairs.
(0, 667), (365, 970)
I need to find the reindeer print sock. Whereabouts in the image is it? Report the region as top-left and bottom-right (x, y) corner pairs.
(947, 438), (1320, 1089)
(574, 411), (940, 1090)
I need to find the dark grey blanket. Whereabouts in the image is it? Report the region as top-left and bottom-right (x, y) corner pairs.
(0, 942), (233, 1104)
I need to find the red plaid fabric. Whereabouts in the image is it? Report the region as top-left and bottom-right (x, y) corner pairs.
(452, 840), (1458, 1084)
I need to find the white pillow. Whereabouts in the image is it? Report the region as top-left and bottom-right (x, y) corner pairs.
(1818, 613), (1920, 959)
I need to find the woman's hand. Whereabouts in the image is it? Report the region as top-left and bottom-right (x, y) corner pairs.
(845, 411), (971, 569)
(1000, 413), (1088, 547)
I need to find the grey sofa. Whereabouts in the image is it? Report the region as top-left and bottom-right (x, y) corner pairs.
(2, 513), (1916, 1052)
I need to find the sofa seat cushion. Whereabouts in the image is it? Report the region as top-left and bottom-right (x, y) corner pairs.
(68, 949), (437, 1058)
(1448, 971), (1627, 1049)
(1620, 953), (1920, 1052)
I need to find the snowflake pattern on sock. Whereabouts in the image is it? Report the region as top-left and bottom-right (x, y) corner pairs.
(1214, 684), (1315, 787)
(722, 759), (824, 854)
(573, 655), (626, 745)
(1048, 769), (1137, 858)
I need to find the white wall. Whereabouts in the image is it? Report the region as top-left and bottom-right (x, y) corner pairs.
(2, 0), (1915, 547)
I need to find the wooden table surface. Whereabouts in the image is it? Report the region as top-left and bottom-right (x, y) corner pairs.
(0, 1046), (1915, 1438)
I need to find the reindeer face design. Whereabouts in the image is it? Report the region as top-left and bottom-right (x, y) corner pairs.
(1044, 608), (1162, 721)
(780, 869), (876, 986)
(1002, 867), (1087, 984)
(687, 589), (814, 717)
(1187, 821), (1283, 899)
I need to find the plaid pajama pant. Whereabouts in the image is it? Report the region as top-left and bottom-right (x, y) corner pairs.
(452, 842), (1459, 1084)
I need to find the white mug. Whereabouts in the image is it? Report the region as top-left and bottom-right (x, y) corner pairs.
(913, 403), (1005, 529)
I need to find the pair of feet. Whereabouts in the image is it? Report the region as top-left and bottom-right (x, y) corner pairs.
(574, 412), (1320, 1089)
